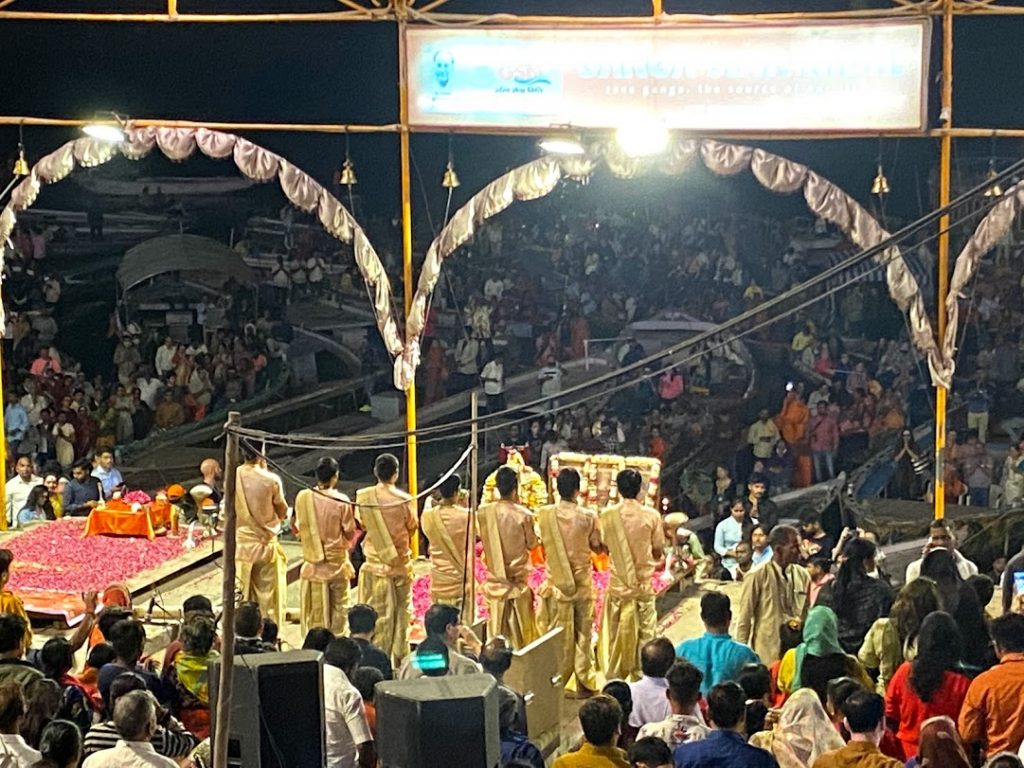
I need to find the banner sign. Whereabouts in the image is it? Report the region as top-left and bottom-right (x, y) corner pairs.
(407, 21), (930, 133)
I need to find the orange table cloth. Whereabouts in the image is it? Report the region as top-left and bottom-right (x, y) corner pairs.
(83, 500), (171, 540)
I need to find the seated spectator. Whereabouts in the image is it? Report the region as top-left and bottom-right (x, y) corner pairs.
(637, 660), (708, 749)
(0, 682), (41, 765)
(676, 593), (759, 695)
(77, 644), (115, 703)
(397, 604), (481, 680)
(750, 687), (844, 767)
(904, 519), (979, 583)
(0, 551), (32, 649)
(159, 595), (217, 683)
(82, 672), (197, 759)
(233, 601), (274, 655)
(33, 718), (83, 768)
(480, 636), (526, 735)
(17, 484), (52, 526)
(628, 638), (676, 729)
(777, 606), (872, 706)
(884, 611), (971, 761)
(82, 690), (177, 768)
(97, 619), (166, 710)
(21, 677), (60, 750)
(0, 614), (42, 690)
(628, 736), (673, 768)
(674, 682), (778, 768)
(38, 637), (95, 734)
(553, 694), (630, 768)
(322, 638), (375, 768)
(601, 681), (638, 753)
(499, 686), (544, 768)
(347, 604), (392, 680)
(302, 627), (335, 652)
(62, 459), (101, 518)
(737, 663), (772, 737)
(959, 613), (1024, 759)
(905, 715), (970, 768)
(350, 666), (383, 738)
(167, 613), (218, 740)
(811, 691), (903, 768)
(806, 554), (834, 608)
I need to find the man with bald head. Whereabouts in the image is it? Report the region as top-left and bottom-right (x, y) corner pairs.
(199, 458), (222, 505)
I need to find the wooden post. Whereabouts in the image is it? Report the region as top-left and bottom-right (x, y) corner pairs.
(465, 391), (480, 625)
(0, 343), (7, 530)
(214, 411), (240, 768)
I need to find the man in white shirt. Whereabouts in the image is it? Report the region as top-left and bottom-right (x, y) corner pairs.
(5, 455), (41, 528)
(480, 353), (506, 414)
(628, 637), (677, 728)
(82, 690), (177, 768)
(637, 660), (710, 749)
(904, 519), (979, 583)
(0, 681), (41, 766)
(324, 637), (375, 768)
(396, 604), (482, 680)
(135, 367), (163, 410)
(153, 337), (177, 379)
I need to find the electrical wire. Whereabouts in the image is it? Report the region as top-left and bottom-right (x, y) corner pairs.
(226, 156), (1024, 452)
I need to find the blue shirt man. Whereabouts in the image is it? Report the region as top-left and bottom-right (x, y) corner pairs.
(676, 593), (759, 695)
(91, 450), (124, 498)
(674, 682), (778, 768)
(4, 402), (28, 446)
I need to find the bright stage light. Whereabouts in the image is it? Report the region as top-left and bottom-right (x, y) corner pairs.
(82, 122), (126, 143)
(538, 137), (586, 156)
(615, 122), (669, 157)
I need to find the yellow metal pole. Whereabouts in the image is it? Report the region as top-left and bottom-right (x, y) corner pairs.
(398, 11), (420, 556)
(934, 0), (954, 522)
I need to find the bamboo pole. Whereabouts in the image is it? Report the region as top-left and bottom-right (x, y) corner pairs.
(398, 14), (420, 558)
(933, 0), (954, 522)
(0, 9), (387, 22)
(214, 411), (241, 768)
(0, 116), (398, 134)
(0, 344), (7, 532)
(466, 390), (479, 626)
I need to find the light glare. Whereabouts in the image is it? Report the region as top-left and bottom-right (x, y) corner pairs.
(82, 123), (126, 143)
(615, 122), (670, 157)
(538, 137), (585, 156)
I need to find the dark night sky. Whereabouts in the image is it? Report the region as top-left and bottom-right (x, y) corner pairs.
(2, 0), (1024, 226)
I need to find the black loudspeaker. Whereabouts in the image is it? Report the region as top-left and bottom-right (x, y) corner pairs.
(209, 650), (325, 768)
(376, 674), (500, 768)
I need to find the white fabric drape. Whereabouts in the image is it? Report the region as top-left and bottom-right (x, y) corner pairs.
(0, 127), (401, 371)
(407, 138), (945, 390)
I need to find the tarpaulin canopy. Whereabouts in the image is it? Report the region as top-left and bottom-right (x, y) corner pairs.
(117, 233), (257, 292)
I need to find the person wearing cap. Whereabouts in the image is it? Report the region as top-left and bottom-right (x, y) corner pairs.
(163, 485), (186, 535)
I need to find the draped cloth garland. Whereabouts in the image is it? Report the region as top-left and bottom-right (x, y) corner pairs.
(0, 127), (404, 382)
(407, 138), (949, 390)
(0, 131), (952, 390)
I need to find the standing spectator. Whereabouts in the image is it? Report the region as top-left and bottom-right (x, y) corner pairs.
(322, 638), (375, 768)
(154, 337), (177, 380)
(627, 737), (673, 768)
(904, 716), (971, 768)
(745, 477), (778, 533)
(676, 593), (758, 695)
(811, 691), (904, 768)
(734, 525), (809, 664)
(967, 379), (993, 444)
(346, 604), (393, 681)
(673, 682), (779, 768)
(962, 431), (995, 507)
(808, 402), (840, 482)
(636, 661), (709, 749)
(904, 519), (979, 583)
(817, 538), (892, 654)
(90, 450), (123, 499)
(748, 410), (781, 463)
(714, 500), (752, 576)
(0, 614), (41, 690)
(82, 690), (178, 768)
(884, 612), (971, 760)
(776, 606), (872, 705)
(657, 369), (684, 406)
(480, 353), (506, 414)
(959, 613), (1024, 759)
(33, 718), (83, 768)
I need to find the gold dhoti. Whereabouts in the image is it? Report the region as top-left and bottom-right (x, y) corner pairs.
(598, 592), (657, 682)
(541, 579), (598, 692)
(237, 539), (287, 625)
(358, 569), (412, 665)
(484, 582), (538, 650)
(300, 578), (351, 636)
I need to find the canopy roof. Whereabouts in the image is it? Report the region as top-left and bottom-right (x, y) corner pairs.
(117, 233), (256, 292)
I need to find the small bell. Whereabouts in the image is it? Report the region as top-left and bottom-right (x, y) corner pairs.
(338, 158), (357, 187)
(870, 164), (890, 196)
(441, 160), (460, 189)
(12, 144), (28, 177)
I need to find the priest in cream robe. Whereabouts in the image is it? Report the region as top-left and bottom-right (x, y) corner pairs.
(597, 468), (665, 681)
(355, 453), (419, 666)
(235, 444), (289, 624)
(421, 472), (471, 616)
(296, 456), (356, 636)
(537, 468), (602, 694)
(477, 466), (539, 649)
